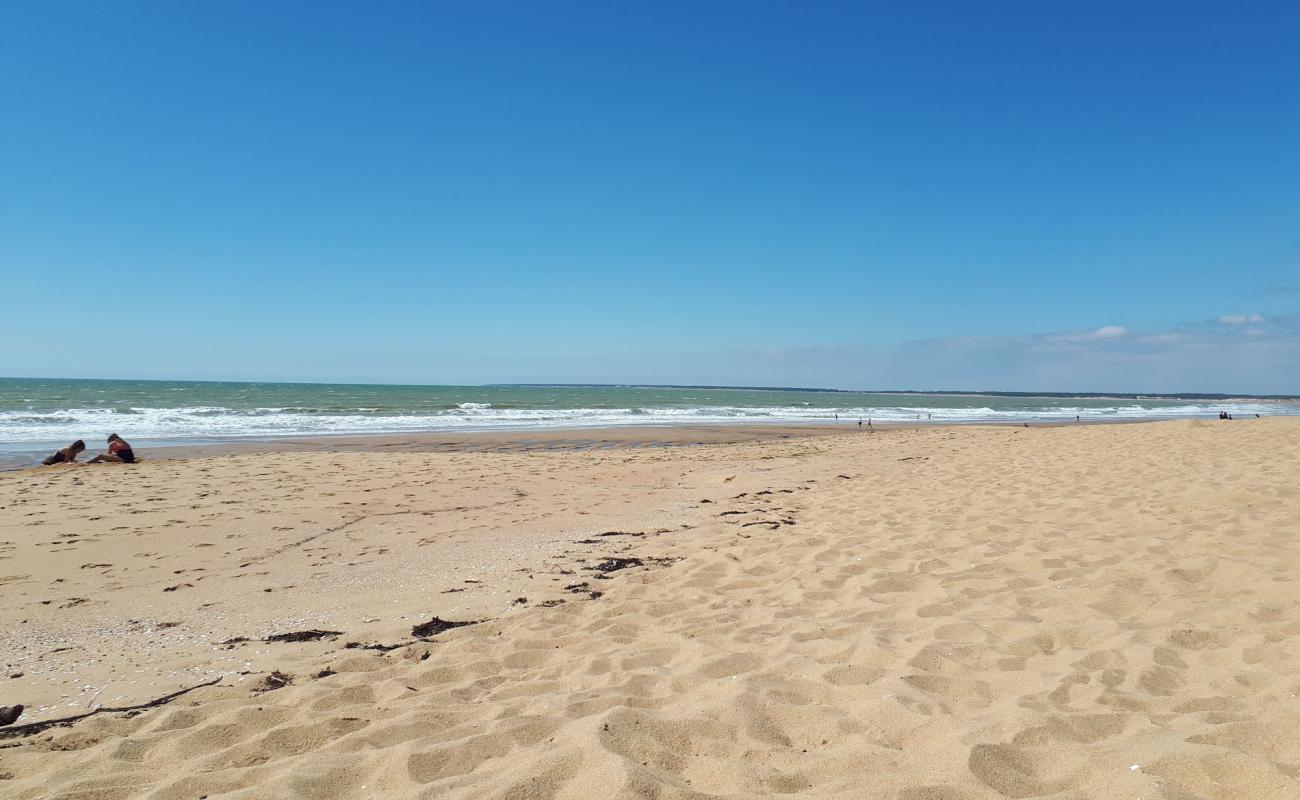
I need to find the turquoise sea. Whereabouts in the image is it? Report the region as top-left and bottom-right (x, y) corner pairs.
(2, 378), (1296, 463)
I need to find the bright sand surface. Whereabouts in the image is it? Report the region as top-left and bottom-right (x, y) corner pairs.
(1, 419), (1298, 798)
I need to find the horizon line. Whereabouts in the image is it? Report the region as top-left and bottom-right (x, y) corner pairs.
(3, 376), (1298, 402)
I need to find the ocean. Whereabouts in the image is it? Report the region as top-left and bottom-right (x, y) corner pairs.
(2, 378), (1295, 464)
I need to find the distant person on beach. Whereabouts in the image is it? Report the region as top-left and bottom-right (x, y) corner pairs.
(42, 440), (85, 465)
(87, 434), (135, 464)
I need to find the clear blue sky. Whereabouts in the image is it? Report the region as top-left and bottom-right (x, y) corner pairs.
(3, 1), (1299, 392)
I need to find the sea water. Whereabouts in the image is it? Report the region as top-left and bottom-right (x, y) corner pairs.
(2, 377), (1295, 464)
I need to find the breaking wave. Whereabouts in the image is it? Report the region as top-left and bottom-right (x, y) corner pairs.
(1, 400), (1293, 451)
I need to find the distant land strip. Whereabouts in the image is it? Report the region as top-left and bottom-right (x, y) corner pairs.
(493, 384), (1300, 401)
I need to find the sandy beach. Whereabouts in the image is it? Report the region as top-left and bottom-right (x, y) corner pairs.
(2, 418), (1298, 798)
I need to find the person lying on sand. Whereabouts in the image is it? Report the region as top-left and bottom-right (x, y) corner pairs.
(41, 440), (85, 465)
(87, 433), (135, 464)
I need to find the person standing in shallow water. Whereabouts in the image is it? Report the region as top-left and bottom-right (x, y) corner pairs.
(42, 440), (85, 465)
(88, 433), (135, 464)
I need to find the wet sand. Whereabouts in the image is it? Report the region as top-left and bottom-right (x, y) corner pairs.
(2, 418), (1298, 798)
(0, 424), (852, 471)
(148, 423), (853, 456)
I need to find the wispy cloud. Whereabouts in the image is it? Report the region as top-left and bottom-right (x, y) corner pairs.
(1034, 325), (1130, 345)
(1218, 313), (1265, 325)
(906, 312), (1300, 393)
(633, 312), (1300, 394)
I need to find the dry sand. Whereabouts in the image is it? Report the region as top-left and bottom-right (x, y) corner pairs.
(1, 419), (1298, 798)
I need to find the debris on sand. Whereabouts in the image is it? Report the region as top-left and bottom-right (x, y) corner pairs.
(264, 629), (342, 643)
(344, 641), (406, 652)
(575, 530), (649, 544)
(588, 556), (679, 579)
(1, 678), (222, 739)
(253, 671), (292, 693)
(593, 557), (644, 573)
(411, 617), (481, 638)
(564, 581), (604, 600)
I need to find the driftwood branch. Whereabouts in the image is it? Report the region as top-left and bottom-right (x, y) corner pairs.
(1, 676), (223, 739)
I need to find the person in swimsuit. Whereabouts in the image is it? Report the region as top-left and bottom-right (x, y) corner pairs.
(42, 440), (86, 465)
(88, 433), (135, 464)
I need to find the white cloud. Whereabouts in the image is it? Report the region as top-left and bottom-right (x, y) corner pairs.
(1218, 313), (1265, 325)
(766, 312), (1300, 393)
(1092, 325), (1128, 339)
(1033, 325), (1129, 347)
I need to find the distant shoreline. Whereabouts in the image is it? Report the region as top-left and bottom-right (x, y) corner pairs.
(495, 383), (1300, 402)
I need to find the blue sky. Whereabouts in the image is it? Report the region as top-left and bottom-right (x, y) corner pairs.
(3, 1), (1298, 392)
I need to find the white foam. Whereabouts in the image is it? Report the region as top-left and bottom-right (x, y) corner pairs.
(0, 400), (1295, 454)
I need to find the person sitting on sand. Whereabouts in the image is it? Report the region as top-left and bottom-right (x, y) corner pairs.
(42, 440), (86, 465)
(87, 433), (135, 464)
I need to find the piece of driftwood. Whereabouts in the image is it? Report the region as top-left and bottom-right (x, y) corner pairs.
(0, 676), (223, 739)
